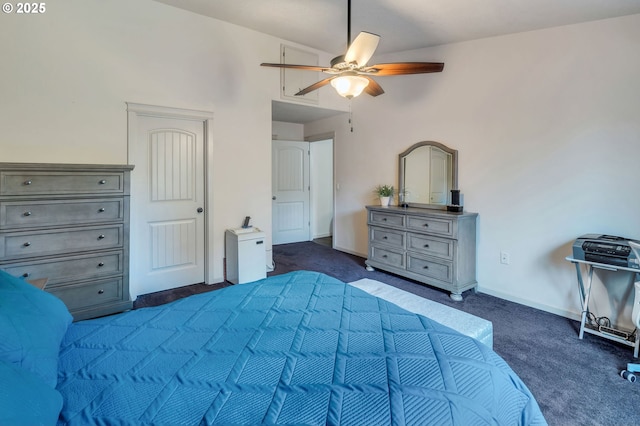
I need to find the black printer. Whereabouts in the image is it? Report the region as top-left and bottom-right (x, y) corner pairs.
(572, 234), (640, 269)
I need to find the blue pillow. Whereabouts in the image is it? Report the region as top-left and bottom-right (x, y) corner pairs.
(0, 269), (72, 388)
(0, 359), (63, 426)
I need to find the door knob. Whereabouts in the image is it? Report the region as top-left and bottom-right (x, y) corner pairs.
(197, 207), (204, 213)
(272, 196), (276, 200)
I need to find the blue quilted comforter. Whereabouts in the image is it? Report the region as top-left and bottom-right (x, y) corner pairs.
(56, 271), (546, 425)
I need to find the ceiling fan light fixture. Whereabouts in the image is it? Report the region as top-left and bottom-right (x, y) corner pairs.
(260, 0), (444, 98)
(331, 74), (369, 99)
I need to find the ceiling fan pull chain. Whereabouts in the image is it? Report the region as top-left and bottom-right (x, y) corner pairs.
(349, 102), (354, 133)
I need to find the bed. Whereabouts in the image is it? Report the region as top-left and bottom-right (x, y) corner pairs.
(0, 269), (546, 425)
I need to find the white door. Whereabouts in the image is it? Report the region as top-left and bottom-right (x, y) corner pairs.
(129, 113), (206, 296)
(272, 140), (310, 245)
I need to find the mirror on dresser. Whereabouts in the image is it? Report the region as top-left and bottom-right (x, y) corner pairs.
(398, 141), (458, 209)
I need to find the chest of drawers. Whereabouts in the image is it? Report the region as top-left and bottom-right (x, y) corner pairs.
(0, 163), (134, 320)
(365, 206), (478, 301)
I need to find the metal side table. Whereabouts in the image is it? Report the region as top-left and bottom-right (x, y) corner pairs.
(566, 257), (640, 357)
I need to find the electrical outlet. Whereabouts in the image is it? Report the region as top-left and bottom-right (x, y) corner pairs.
(500, 251), (510, 265)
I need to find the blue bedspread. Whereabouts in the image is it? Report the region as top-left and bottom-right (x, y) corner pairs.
(56, 271), (546, 425)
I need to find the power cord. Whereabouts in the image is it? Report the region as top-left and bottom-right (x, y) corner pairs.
(585, 312), (610, 328)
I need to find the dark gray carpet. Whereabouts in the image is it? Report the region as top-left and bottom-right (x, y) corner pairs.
(136, 241), (640, 426)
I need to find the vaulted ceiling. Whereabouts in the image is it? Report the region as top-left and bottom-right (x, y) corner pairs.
(152, 0), (640, 123)
(154, 0), (640, 54)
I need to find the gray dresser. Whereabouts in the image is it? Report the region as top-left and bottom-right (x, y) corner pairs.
(0, 163), (134, 320)
(365, 206), (478, 300)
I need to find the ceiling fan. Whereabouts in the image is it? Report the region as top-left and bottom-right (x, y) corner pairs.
(260, 0), (444, 99)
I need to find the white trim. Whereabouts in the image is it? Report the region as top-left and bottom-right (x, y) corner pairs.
(125, 102), (215, 284)
(334, 246), (367, 259)
(204, 115), (215, 285)
(126, 102), (213, 121)
(478, 286), (582, 322)
(306, 131), (336, 248)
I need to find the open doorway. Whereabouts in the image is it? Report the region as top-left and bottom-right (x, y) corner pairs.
(271, 136), (334, 248)
(309, 136), (334, 248)
(271, 101), (343, 250)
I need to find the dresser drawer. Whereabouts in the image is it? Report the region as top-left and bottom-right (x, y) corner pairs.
(406, 215), (454, 237)
(369, 245), (405, 268)
(0, 224), (123, 260)
(370, 226), (405, 249)
(47, 278), (123, 312)
(407, 233), (454, 260)
(369, 210), (405, 228)
(406, 253), (453, 283)
(0, 198), (125, 229)
(0, 171), (124, 196)
(1, 250), (124, 285)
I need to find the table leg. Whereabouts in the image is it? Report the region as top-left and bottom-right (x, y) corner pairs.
(577, 264), (594, 340)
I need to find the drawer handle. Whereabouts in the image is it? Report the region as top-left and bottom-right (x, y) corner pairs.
(99, 179), (107, 185)
(424, 244), (429, 248)
(98, 289), (104, 294)
(23, 242), (31, 247)
(98, 207), (105, 213)
(23, 180), (32, 186)
(22, 273), (30, 278)
(23, 211), (32, 217)
(423, 223), (429, 227)
(383, 236), (388, 239)
(98, 262), (105, 267)
(382, 218), (387, 221)
(382, 255), (388, 258)
(423, 265), (429, 269)
(98, 234), (105, 240)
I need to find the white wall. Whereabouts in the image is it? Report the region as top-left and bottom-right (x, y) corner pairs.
(272, 121), (304, 141)
(306, 14), (640, 327)
(0, 0), (344, 292)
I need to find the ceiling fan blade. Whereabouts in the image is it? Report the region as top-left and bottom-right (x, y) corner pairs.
(364, 62), (445, 76)
(260, 63), (330, 72)
(363, 76), (384, 97)
(295, 76), (337, 96)
(344, 31), (380, 67)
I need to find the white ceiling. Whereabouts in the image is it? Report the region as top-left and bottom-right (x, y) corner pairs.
(152, 0), (640, 123)
(272, 101), (347, 125)
(154, 0), (640, 54)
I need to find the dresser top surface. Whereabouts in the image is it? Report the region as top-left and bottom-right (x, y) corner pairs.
(0, 162), (135, 171)
(366, 205), (478, 218)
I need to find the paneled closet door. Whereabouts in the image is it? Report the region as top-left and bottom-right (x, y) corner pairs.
(129, 113), (206, 297)
(272, 140), (310, 245)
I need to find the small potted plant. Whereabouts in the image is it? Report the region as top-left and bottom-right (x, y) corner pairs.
(374, 184), (394, 206)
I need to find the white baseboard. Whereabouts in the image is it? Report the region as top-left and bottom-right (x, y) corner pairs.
(478, 286), (581, 322)
(333, 245), (367, 259)
(207, 275), (226, 285)
(313, 233), (332, 239)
